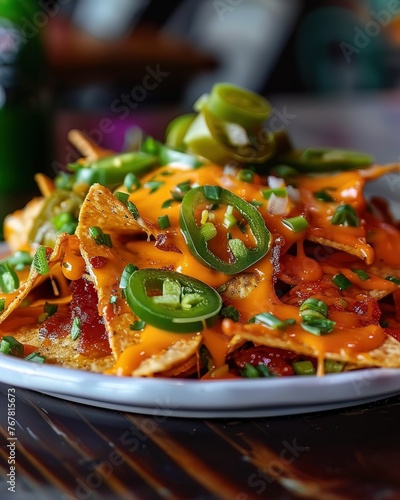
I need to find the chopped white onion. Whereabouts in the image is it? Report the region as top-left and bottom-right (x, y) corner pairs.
(267, 176), (285, 188)
(287, 185), (300, 202)
(267, 193), (289, 215)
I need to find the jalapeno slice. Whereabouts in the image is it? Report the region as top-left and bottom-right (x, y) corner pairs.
(205, 83), (271, 129)
(184, 109), (275, 165)
(165, 113), (196, 148)
(141, 136), (204, 168)
(126, 269), (222, 333)
(180, 186), (271, 274)
(72, 151), (158, 188)
(276, 148), (373, 172)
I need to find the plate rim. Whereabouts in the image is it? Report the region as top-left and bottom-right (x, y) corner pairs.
(1, 353), (400, 416)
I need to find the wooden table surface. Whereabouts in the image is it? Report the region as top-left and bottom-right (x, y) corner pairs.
(1, 382), (400, 500)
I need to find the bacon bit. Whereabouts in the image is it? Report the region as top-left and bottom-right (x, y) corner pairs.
(155, 233), (182, 253)
(90, 256), (108, 268)
(226, 343), (317, 377)
(351, 297), (381, 326)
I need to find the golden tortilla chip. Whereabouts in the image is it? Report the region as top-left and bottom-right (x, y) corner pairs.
(227, 323), (400, 370)
(132, 334), (202, 376)
(75, 184), (155, 357)
(0, 234), (70, 326)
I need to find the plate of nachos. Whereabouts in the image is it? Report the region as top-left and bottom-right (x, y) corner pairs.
(1, 83), (400, 417)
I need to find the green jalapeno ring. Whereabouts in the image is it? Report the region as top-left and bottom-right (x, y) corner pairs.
(73, 152), (158, 188)
(184, 109), (275, 165)
(165, 113), (196, 148)
(140, 136), (204, 168)
(180, 186), (271, 275)
(275, 148), (373, 173)
(205, 83), (272, 129)
(126, 269), (222, 333)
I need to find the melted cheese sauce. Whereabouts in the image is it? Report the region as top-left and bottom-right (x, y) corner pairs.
(3, 161), (400, 376)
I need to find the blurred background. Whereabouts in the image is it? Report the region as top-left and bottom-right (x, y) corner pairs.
(1, 0), (400, 233)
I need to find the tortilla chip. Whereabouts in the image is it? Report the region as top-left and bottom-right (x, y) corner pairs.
(308, 235), (372, 263)
(75, 184), (155, 357)
(0, 234), (69, 325)
(228, 324), (400, 369)
(132, 334), (202, 376)
(8, 324), (114, 372)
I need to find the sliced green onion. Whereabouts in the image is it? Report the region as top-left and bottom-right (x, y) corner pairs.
(115, 191), (129, 205)
(120, 264), (138, 290)
(171, 180), (191, 201)
(0, 336), (24, 356)
(220, 305), (239, 322)
(270, 164), (298, 179)
(237, 169), (254, 183)
(161, 199), (174, 209)
(299, 298), (328, 317)
(255, 364), (272, 377)
(240, 362), (260, 378)
(240, 362), (272, 378)
(292, 360), (316, 375)
(324, 359), (345, 373)
(130, 320), (146, 331)
(204, 185), (221, 201)
(33, 246), (50, 275)
(24, 352), (46, 363)
(157, 215), (171, 230)
(181, 293), (203, 310)
(144, 180), (164, 193)
(313, 189), (334, 202)
(71, 317), (81, 341)
(52, 212), (76, 231)
(385, 276), (400, 285)
(250, 199), (263, 207)
(161, 279), (181, 301)
(0, 262), (19, 293)
(332, 273), (352, 290)
(223, 205), (237, 229)
(39, 302), (58, 323)
(44, 302), (58, 318)
(331, 204), (359, 227)
(228, 238), (248, 259)
(261, 187), (287, 200)
(200, 222), (217, 242)
(249, 312), (295, 330)
(0, 298), (5, 312)
(282, 216), (309, 232)
(301, 314), (335, 334)
(89, 226), (113, 248)
(127, 201), (140, 221)
(352, 269), (370, 281)
(124, 172), (140, 192)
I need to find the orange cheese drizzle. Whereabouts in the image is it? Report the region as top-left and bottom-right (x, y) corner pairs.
(103, 163), (399, 374)
(5, 162), (400, 375)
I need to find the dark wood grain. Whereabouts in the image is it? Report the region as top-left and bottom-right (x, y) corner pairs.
(1, 383), (400, 500)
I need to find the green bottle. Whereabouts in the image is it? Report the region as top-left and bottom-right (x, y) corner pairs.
(0, 0), (48, 240)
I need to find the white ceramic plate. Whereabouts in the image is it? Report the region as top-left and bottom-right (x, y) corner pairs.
(0, 353), (399, 417)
